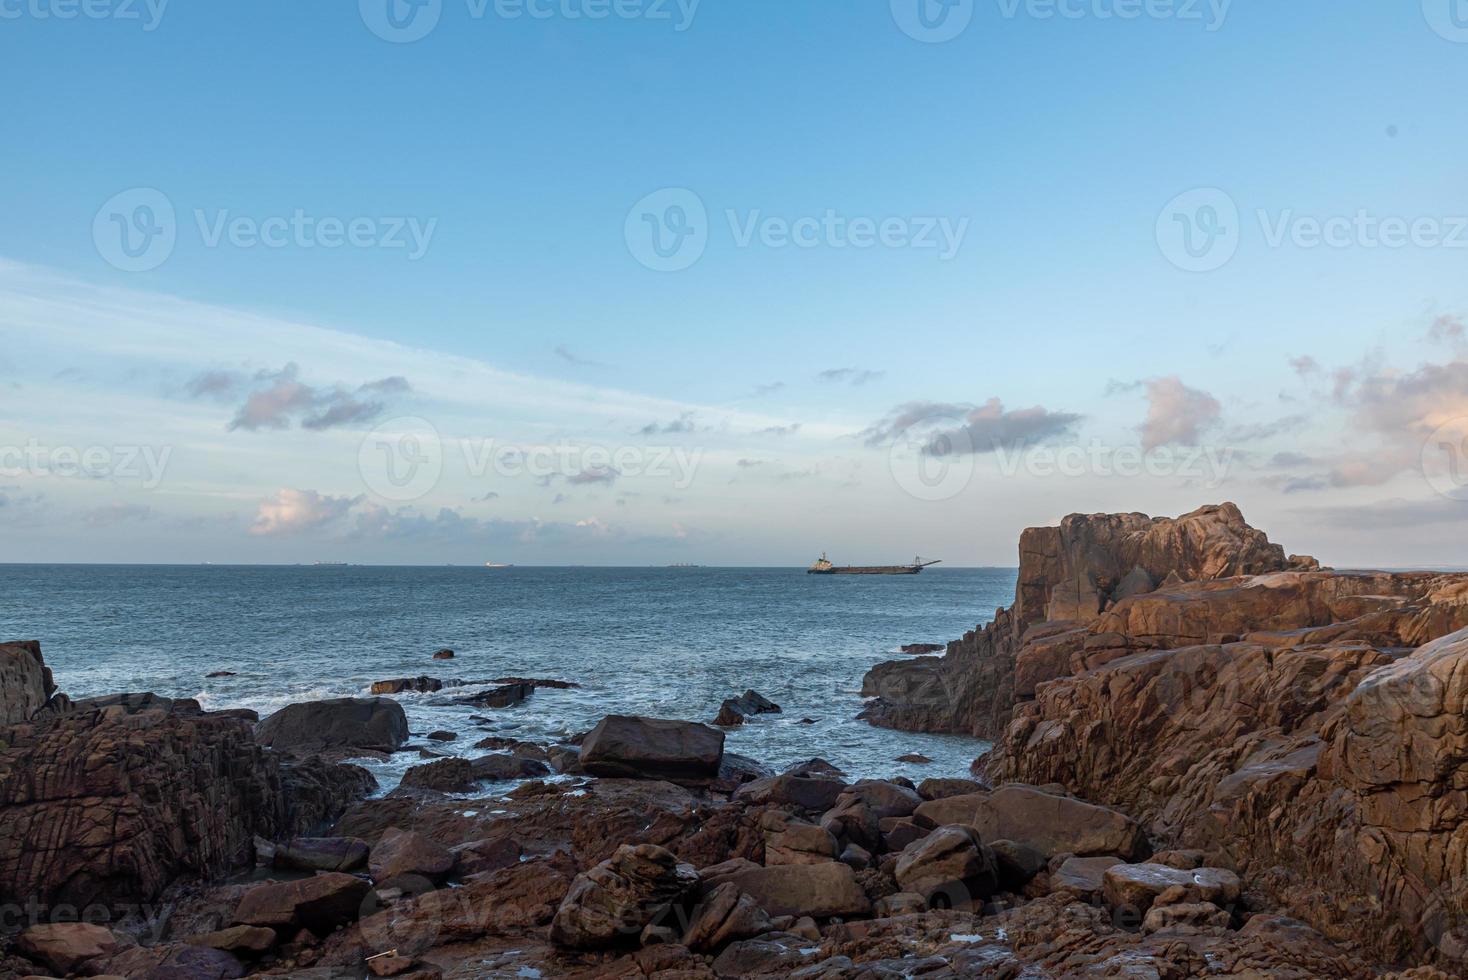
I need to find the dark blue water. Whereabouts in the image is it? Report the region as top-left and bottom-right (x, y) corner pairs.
(0, 565), (1015, 788)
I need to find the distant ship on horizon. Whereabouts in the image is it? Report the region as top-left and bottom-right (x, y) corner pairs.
(484, 562), (514, 568)
(807, 553), (942, 576)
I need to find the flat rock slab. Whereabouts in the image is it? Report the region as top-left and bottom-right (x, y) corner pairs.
(233, 872), (372, 933)
(256, 698), (408, 757)
(723, 861), (872, 918)
(1053, 855), (1124, 899)
(915, 784), (1145, 860)
(1102, 862), (1242, 914)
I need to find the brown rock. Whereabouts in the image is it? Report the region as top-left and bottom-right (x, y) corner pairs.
(0, 639), (52, 725)
(893, 825), (997, 906)
(370, 677), (444, 695)
(17, 922), (124, 974)
(732, 773), (847, 812)
(369, 828), (455, 884)
(184, 924), (277, 955)
(272, 837), (370, 873)
(721, 861), (872, 918)
(451, 835), (523, 876)
(97, 943), (245, 979)
(432, 648), (455, 660)
(578, 715), (725, 783)
(550, 843), (699, 948)
(399, 757), (480, 793)
(233, 872), (372, 933)
(1102, 863), (1241, 915)
(914, 785), (1145, 860)
(761, 810), (839, 866)
(1142, 901), (1232, 934)
(255, 697), (409, 758)
(1052, 855), (1124, 900)
(681, 882), (773, 952)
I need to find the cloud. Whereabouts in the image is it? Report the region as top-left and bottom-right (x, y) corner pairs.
(754, 423), (801, 437)
(1138, 377), (1222, 450)
(1289, 356), (1321, 376)
(1427, 315), (1464, 347)
(754, 382), (785, 396)
(862, 398), (1082, 455)
(1270, 451), (1313, 467)
(188, 363), (413, 432)
(250, 488), (362, 536)
(81, 503), (154, 527)
(818, 368), (884, 386)
(1295, 496), (1468, 530)
(1227, 414), (1309, 442)
(351, 502), (621, 545)
(639, 411), (699, 435)
(736, 458), (765, 468)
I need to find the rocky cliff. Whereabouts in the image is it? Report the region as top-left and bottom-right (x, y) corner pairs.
(0, 647), (374, 913)
(0, 640), (54, 726)
(861, 503), (1313, 737)
(860, 502), (1468, 967)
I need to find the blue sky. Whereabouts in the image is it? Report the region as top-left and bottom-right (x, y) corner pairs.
(3, 1), (1468, 565)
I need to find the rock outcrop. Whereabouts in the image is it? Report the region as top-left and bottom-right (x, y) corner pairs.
(579, 715), (726, 783)
(860, 503), (1304, 739)
(0, 639), (53, 726)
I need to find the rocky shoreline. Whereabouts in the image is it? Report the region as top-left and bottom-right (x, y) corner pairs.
(2, 502), (1466, 977)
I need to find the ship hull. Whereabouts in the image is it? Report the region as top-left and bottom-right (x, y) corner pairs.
(808, 565), (926, 575)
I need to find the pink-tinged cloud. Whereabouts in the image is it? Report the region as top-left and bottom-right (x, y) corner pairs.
(250, 488), (362, 536)
(1139, 376), (1222, 450)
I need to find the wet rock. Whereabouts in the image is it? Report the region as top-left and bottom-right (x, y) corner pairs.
(471, 753), (552, 781)
(426, 730), (456, 742)
(879, 816), (930, 854)
(711, 934), (822, 977)
(256, 697), (409, 759)
(206, 670), (237, 678)
(720, 862), (872, 918)
(369, 828), (455, 885)
(901, 643), (945, 655)
(233, 872), (372, 933)
(431, 649), (455, 660)
(838, 780), (923, 819)
(681, 882), (773, 952)
(579, 715), (725, 783)
(16, 922), (125, 975)
(820, 796), (881, 854)
(713, 690), (782, 727)
(893, 825), (997, 906)
(839, 843), (872, 870)
(459, 682), (534, 709)
(366, 950), (417, 976)
(370, 677), (444, 695)
(272, 837), (370, 873)
(719, 751), (775, 785)
(550, 843), (699, 948)
(896, 753), (932, 764)
(400, 757), (480, 793)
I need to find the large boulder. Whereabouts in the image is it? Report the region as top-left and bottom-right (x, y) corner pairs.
(733, 773), (848, 812)
(893, 825), (998, 906)
(578, 715), (725, 783)
(681, 882), (773, 952)
(0, 696), (366, 909)
(16, 922), (125, 975)
(270, 836), (370, 873)
(914, 785), (1145, 860)
(761, 810), (840, 866)
(550, 843), (699, 948)
(368, 828), (455, 885)
(719, 862), (871, 918)
(0, 639), (53, 726)
(1102, 863), (1241, 915)
(255, 697), (408, 759)
(233, 872), (373, 933)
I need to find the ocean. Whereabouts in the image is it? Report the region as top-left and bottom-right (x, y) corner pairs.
(0, 564), (1016, 790)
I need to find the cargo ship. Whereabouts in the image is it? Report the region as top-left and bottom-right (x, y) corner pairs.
(807, 553), (941, 575)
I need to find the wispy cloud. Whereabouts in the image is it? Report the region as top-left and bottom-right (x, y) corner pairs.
(861, 398), (1081, 455)
(1137, 376), (1221, 450)
(250, 488), (362, 536)
(818, 367), (884, 386)
(555, 344), (603, 367)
